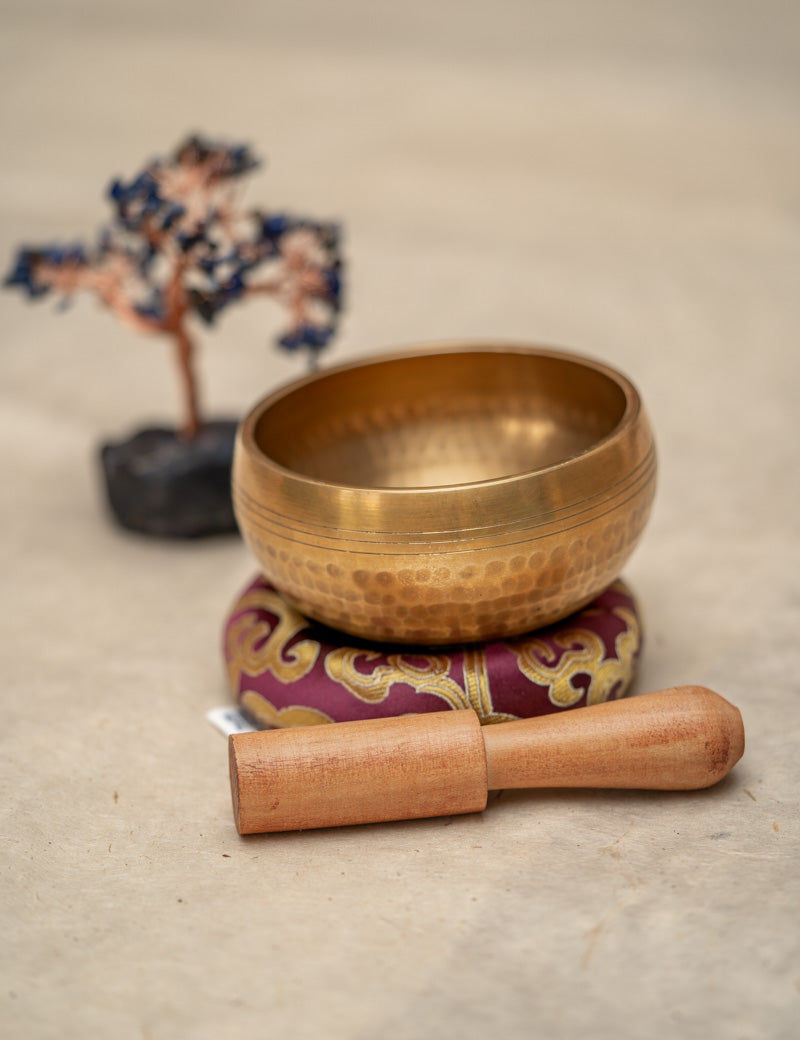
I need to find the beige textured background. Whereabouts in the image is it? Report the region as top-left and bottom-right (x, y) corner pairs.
(1, 2), (798, 1037)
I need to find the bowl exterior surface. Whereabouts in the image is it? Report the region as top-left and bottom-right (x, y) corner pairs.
(233, 346), (656, 645)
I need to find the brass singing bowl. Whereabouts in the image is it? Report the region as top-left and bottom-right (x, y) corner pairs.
(233, 344), (656, 645)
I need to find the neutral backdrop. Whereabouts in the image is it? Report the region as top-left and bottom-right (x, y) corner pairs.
(1, 2), (798, 1038)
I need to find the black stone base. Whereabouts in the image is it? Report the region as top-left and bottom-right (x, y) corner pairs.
(99, 421), (240, 538)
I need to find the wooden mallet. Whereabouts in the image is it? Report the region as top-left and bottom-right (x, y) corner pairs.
(229, 686), (744, 834)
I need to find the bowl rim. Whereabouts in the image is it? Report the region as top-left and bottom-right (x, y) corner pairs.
(237, 341), (645, 496)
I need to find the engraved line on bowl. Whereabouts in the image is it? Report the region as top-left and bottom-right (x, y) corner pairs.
(235, 453), (656, 546)
(235, 471), (654, 551)
(235, 445), (655, 542)
(237, 476), (654, 558)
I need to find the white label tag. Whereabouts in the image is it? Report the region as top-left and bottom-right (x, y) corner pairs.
(206, 706), (258, 737)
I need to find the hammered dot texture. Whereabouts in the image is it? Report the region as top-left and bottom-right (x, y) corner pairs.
(233, 345), (656, 644)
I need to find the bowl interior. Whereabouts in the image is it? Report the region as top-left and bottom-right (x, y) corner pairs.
(253, 350), (628, 489)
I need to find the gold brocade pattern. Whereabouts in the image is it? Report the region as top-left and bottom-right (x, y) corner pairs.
(225, 587), (320, 690)
(323, 649), (470, 709)
(240, 690), (332, 728)
(323, 645), (515, 721)
(462, 648), (516, 723)
(507, 605), (640, 707)
(225, 580), (640, 725)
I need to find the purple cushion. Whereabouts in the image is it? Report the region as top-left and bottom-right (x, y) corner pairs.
(223, 575), (642, 728)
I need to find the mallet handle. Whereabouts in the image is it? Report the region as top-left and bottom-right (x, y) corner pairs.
(483, 685), (744, 791)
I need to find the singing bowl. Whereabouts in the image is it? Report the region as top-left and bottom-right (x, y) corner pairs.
(232, 344), (656, 645)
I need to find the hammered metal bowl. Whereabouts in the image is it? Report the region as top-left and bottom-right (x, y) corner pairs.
(232, 344), (656, 645)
